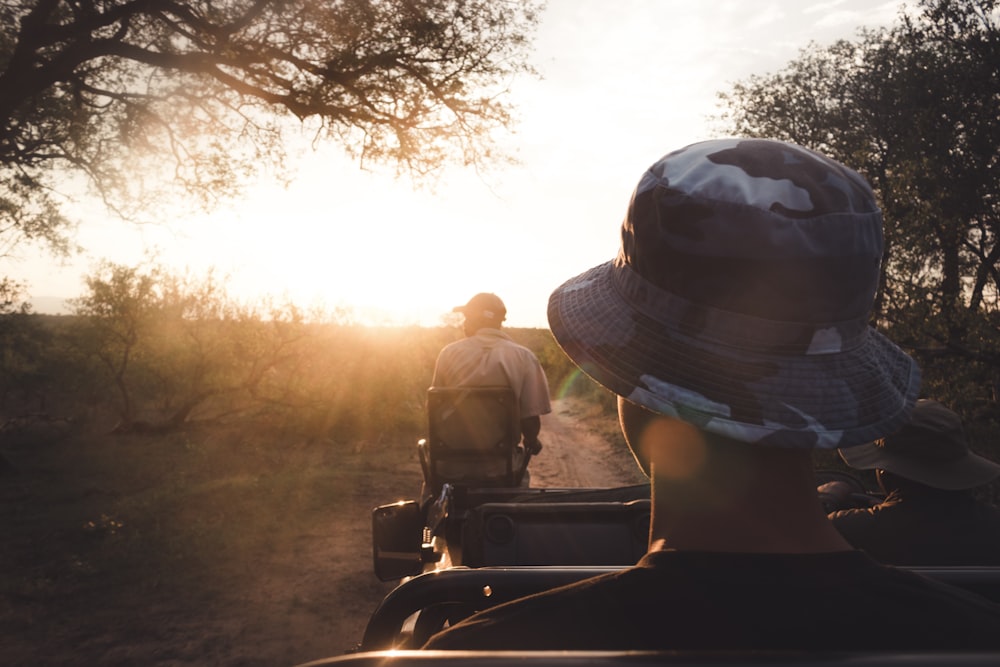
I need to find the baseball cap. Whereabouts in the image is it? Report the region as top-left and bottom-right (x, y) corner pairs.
(454, 293), (506, 322)
(547, 138), (920, 450)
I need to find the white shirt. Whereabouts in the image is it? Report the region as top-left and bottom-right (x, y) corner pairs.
(431, 328), (552, 419)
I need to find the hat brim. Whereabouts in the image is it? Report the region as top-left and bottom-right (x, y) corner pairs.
(547, 260), (921, 449)
(839, 444), (1000, 490)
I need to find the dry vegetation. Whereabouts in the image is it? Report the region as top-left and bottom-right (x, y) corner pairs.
(0, 276), (594, 666)
(0, 342), (612, 667)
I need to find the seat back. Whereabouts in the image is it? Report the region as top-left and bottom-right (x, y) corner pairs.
(423, 386), (522, 491)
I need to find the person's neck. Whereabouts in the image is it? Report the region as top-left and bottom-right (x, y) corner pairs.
(464, 321), (502, 337)
(648, 439), (852, 554)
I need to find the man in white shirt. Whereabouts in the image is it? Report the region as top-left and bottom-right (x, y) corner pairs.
(432, 292), (551, 455)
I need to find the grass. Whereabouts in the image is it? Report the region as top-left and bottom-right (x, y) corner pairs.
(0, 414), (423, 665)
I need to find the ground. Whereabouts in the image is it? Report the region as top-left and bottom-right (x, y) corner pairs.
(531, 398), (646, 489)
(1, 398), (644, 667)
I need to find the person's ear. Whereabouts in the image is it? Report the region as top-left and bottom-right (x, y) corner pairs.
(618, 396), (655, 476)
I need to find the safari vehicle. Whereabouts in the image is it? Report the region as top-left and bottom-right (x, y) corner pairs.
(371, 386), (652, 581)
(319, 386), (1000, 665)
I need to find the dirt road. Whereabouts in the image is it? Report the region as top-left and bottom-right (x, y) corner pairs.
(532, 398), (648, 488)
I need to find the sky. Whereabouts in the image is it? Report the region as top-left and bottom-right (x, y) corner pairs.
(11, 0), (907, 328)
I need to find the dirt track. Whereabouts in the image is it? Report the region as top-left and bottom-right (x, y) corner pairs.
(532, 398), (647, 489)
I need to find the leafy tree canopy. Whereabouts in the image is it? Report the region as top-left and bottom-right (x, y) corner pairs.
(717, 0), (1000, 415)
(0, 0), (541, 257)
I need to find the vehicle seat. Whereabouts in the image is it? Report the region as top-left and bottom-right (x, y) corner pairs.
(419, 386), (524, 493)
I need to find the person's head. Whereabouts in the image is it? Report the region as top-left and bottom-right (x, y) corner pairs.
(454, 293), (506, 336)
(839, 399), (1000, 494)
(547, 138), (921, 482)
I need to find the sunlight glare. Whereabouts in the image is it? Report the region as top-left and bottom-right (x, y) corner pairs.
(186, 152), (527, 327)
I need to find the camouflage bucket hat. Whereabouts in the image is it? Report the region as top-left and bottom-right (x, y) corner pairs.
(547, 138), (921, 449)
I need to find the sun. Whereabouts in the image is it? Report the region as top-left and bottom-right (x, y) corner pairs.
(182, 154), (516, 327)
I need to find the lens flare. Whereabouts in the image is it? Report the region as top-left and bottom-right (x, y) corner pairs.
(643, 418), (708, 481)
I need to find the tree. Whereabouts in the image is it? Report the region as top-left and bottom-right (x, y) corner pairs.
(716, 0), (1000, 417)
(0, 278), (43, 411)
(0, 0), (541, 257)
(71, 260), (161, 426)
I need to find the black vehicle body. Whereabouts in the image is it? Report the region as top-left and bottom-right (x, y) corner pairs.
(328, 388), (1000, 666)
